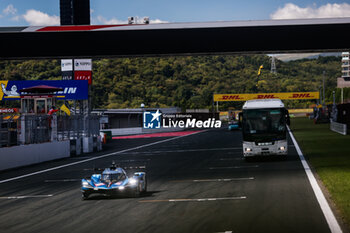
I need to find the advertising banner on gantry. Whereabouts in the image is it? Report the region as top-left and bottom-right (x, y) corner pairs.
(61, 59), (73, 72)
(74, 59), (92, 84)
(75, 71), (92, 85)
(213, 92), (320, 101)
(0, 80), (88, 101)
(61, 59), (73, 80)
(74, 59), (92, 71)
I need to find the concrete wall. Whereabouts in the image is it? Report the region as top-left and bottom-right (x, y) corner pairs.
(0, 141), (70, 171)
(109, 127), (142, 136)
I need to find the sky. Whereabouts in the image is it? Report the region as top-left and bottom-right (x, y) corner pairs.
(0, 0), (350, 26)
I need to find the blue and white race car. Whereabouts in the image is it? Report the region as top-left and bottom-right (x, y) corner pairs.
(81, 162), (147, 200)
(228, 120), (240, 130)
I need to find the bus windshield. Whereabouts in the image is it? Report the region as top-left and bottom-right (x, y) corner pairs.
(242, 108), (286, 142)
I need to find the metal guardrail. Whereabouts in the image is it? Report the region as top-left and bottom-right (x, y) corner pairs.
(330, 121), (347, 135)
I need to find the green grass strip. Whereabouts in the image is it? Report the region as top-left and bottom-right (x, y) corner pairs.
(290, 117), (350, 228)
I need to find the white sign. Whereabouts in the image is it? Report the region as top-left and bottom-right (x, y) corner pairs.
(61, 59), (73, 71)
(74, 59), (92, 71)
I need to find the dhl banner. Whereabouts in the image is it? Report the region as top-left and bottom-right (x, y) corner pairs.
(213, 92), (319, 102)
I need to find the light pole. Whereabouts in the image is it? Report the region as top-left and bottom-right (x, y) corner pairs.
(141, 103), (145, 131)
(322, 71), (325, 106)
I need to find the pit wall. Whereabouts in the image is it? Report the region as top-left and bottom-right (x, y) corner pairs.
(106, 127), (183, 136)
(0, 140), (70, 171)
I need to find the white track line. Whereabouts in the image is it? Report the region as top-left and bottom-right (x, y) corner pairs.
(288, 126), (342, 233)
(44, 179), (81, 182)
(120, 147), (242, 154)
(218, 158), (244, 161)
(0, 130), (205, 184)
(192, 177), (254, 182)
(209, 165), (259, 169)
(171, 177), (254, 183)
(0, 194), (53, 199)
(139, 196), (246, 203)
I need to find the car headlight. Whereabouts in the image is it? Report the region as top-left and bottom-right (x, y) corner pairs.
(245, 147), (252, 152)
(129, 178), (137, 185)
(118, 186), (125, 190)
(279, 146), (286, 151)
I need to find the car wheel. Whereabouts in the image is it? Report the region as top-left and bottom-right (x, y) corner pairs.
(82, 192), (89, 200)
(142, 178), (147, 194)
(134, 183), (142, 197)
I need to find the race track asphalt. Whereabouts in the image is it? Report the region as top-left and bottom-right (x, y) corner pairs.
(0, 128), (331, 233)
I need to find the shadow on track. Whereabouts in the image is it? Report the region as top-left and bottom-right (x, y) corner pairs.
(244, 155), (299, 163)
(82, 190), (162, 201)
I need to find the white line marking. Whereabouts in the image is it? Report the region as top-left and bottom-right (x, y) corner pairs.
(192, 177), (254, 182)
(120, 147), (242, 154)
(288, 126), (342, 233)
(45, 179), (81, 182)
(171, 177), (254, 182)
(209, 165), (259, 169)
(139, 196), (246, 203)
(0, 194), (53, 199)
(218, 158), (244, 161)
(0, 130), (205, 184)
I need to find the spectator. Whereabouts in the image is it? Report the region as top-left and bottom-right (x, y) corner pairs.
(48, 106), (59, 115)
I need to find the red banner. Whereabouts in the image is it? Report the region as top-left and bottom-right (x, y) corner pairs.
(74, 71), (92, 85)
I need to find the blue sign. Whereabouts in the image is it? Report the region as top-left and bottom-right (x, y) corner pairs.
(0, 80), (88, 100)
(143, 110), (162, 129)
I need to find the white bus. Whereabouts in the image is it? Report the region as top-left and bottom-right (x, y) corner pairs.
(242, 99), (289, 157)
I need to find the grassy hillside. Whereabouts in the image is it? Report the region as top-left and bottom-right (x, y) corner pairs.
(0, 55), (345, 110)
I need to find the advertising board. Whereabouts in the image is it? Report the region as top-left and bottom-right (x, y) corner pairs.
(74, 71), (92, 85)
(74, 59), (92, 71)
(62, 71), (73, 80)
(213, 92), (320, 101)
(61, 59), (73, 71)
(0, 108), (19, 113)
(0, 80), (88, 101)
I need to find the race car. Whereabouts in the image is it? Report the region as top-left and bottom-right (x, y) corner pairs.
(228, 120), (240, 130)
(81, 162), (147, 200)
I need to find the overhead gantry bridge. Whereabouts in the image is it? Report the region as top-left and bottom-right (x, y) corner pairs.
(0, 17), (349, 59)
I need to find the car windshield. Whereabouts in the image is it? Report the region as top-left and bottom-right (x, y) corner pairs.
(101, 173), (124, 182)
(242, 108), (286, 142)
